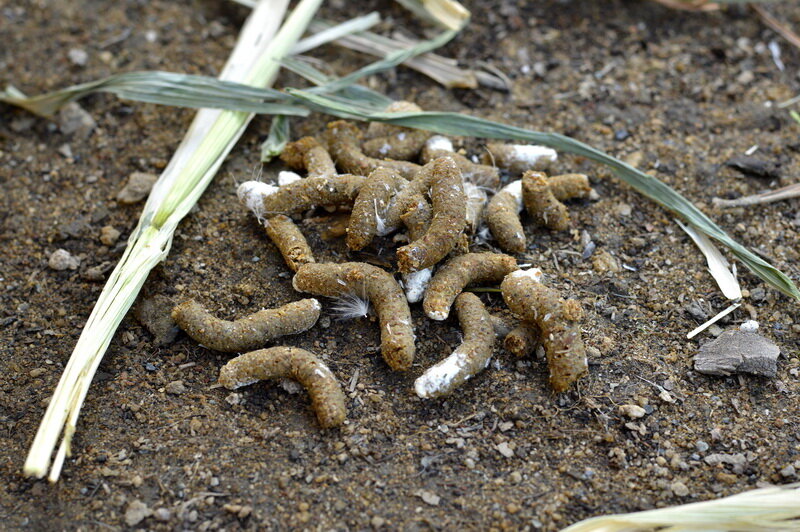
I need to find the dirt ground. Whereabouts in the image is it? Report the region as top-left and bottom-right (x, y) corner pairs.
(2, 0), (800, 530)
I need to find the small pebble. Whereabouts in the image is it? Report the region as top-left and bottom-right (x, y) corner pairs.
(117, 172), (158, 204)
(124, 500), (151, 527)
(58, 102), (96, 138)
(416, 490), (440, 506)
(509, 471), (522, 483)
(497, 442), (514, 458)
(780, 465), (796, 478)
(371, 516), (386, 528)
(671, 481), (689, 497)
(68, 48), (88, 66)
(48, 249), (80, 271)
(619, 404), (646, 419)
(153, 508), (171, 522)
(99, 225), (121, 246)
(696, 440), (709, 453)
(29, 368), (46, 378)
(165, 380), (186, 395)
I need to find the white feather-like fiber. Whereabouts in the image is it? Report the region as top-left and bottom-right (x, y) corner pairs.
(278, 170), (302, 186)
(403, 268), (432, 303)
(509, 145), (557, 169)
(414, 349), (470, 399)
(561, 483), (800, 532)
(330, 292), (370, 320)
(676, 219), (742, 300)
(238, 180), (278, 219)
(426, 135), (454, 152)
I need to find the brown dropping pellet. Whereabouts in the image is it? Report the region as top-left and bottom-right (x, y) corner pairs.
(485, 179), (525, 253)
(395, 157), (467, 273)
(522, 171), (570, 231)
(325, 121), (420, 179)
(424, 252), (518, 321)
(237, 174), (365, 218)
(263, 214), (315, 272)
(548, 173), (592, 201)
(218, 347), (346, 428)
(504, 322), (541, 358)
(346, 167), (408, 251)
(399, 194), (432, 242)
(280, 136), (337, 177)
(501, 269), (587, 392)
(481, 143), (557, 175)
(292, 262), (415, 370)
(421, 136), (500, 189)
(172, 298), (321, 353)
(415, 293), (495, 399)
(362, 102), (431, 160)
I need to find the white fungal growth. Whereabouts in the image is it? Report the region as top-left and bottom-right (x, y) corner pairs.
(425, 135), (454, 152)
(238, 180), (278, 219)
(507, 267), (544, 283)
(509, 145), (558, 169)
(330, 292), (370, 320)
(414, 349), (471, 399)
(278, 170), (302, 186)
(503, 180), (524, 213)
(403, 268), (432, 303)
(739, 320), (759, 333)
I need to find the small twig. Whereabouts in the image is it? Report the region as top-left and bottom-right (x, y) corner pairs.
(712, 182), (800, 208)
(751, 3), (800, 51)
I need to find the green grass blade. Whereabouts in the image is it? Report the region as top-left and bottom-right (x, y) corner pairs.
(1, 71), (307, 117)
(261, 114), (291, 162)
(292, 12), (381, 54)
(286, 89), (800, 301)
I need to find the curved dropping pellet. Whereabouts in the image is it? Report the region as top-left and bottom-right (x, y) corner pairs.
(396, 157), (467, 273)
(424, 252), (518, 321)
(549, 173), (592, 201)
(172, 298), (322, 353)
(415, 292), (495, 399)
(237, 174), (365, 217)
(263, 214), (315, 272)
(500, 269), (587, 392)
(293, 262), (415, 371)
(325, 121), (420, 179)
(481, 143), (557, 175)
(522, 171), (570, 231)
(485, 180), (525, 253)
(421, 136), (500, 189)
(399, 194), (432, 242)
(280, 136), (337, 177)
(218, 347), (346, 428)
(362, 102), (432, 160)
(504, 322), (541, 358)
(346, 167), (407, 251)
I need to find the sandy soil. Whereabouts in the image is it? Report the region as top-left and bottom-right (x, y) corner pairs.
(2, 0), (800, 530)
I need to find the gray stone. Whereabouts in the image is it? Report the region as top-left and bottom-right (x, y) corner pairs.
(117, 172), (158, 204)
(48, 249), (80, 271)
(58, 102), (96, 138)
(695, 329), (779, 378)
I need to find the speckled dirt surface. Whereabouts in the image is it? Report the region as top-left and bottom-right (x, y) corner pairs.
(2, 1), (800, 530)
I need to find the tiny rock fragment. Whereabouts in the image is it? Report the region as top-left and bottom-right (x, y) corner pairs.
(670, 481), (689, 497)
(726, 156), (780, 179)
(58, 102), (96, 138)
(124, 500), (152, 527)
(48, 249), (80, 271)
(68, 48), (88, 66)
(165, 380), (186, 395)
(153, 508), (171, 522)
(415, 490), (441, 506)
(694, 329), (779, 378)
(592, 250), (621, 274)
(619, 404), (646, 419)
(117, 172), (158, 204)
(99, 225), (121, 246)
(497, 442), (515, 458)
